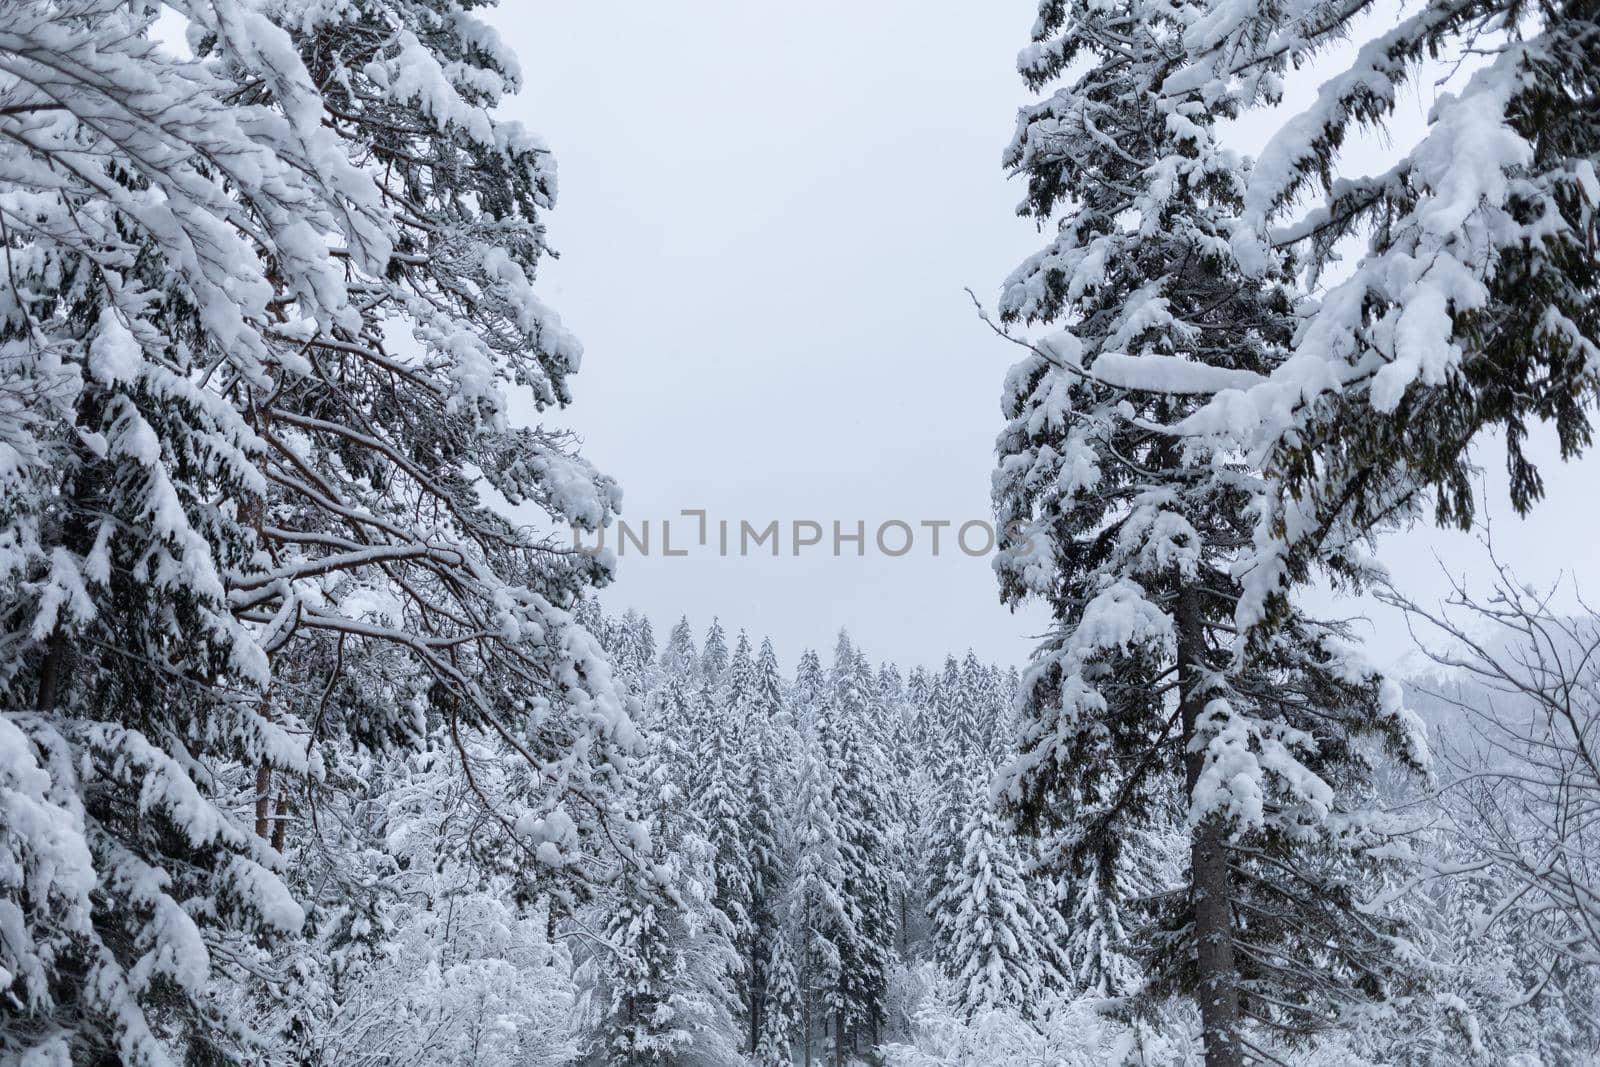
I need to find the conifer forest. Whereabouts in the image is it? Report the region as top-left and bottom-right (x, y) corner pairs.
(4, 1), (1600, 1064)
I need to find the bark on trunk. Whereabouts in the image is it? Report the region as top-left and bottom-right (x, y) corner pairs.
(254, 690), (274, 842)
(1177, 585), (1244, 1067)
(35, 627), (68, 710)
(748, 959), (762, 1055)
(270, 790), (290, 852)
(254, 763), (273, 841)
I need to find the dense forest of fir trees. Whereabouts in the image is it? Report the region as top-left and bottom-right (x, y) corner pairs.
(4, 0), (1600, 1064)
(574, 610), (1047, 1067)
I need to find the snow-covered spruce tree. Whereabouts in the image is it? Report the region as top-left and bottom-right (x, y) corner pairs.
(610, 609), (659, 695)
(957, 652), (1004, 759)
(597, 861), (695, 1067)
(733, 642), (788, 1054)
(755, 926), (802, 1067)
(792, 648), (825, 728)
(239, 0), (637, 1045)
(725, 630), (755, 709)
(755, 639), (793, 729)
(701, 618), (729, 681)
(594, 677), (741, 1067)
(786, 705), (851, 1066)
(691, 684), (755, 1032)
(0, 2), (632, 1062)
(0, 4), (375, 1061)
(1169, 0), (1600, 633)
(927, 771), (1067, 1018)
(922, 653), (1013, 973)
(919, 675), (967, 962)
(826, 644), (898, 1055)
(661, 616), (700, 680)
(877, 663), (921, 957)
(991, 3), (1429, 1062)
(229, 0), (630, 860)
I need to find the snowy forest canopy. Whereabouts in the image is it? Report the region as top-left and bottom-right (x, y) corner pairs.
(2, 1), (1599, 1066)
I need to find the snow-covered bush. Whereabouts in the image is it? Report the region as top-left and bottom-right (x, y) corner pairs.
(880, 982), (1203, 1067)
(291, 891), (581, 1067)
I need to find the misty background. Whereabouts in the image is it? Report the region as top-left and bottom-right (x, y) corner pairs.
(494, 0), (1599, 670)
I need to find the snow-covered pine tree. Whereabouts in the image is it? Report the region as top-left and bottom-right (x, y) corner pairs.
(921, 656), (979, 967)
(756, 926), (802, 1067)
(0, 4), (385, 1060)
(734, 707), (786, 1055)
(701, 618), (730, 681)
(826, 645), (898, 1054)
(725, 630), (755, 710)
(1, 4), (636, 1059)
(661, 616), (700, 679)
(257, 735), (586, 1067)
(595, 674), (741, 1067)
(692, 684), (756, 1034)
(733, 637), (788, 1055)
(577, 597), (615, 650)
(598, 861), (694, 1067)
(956, 651), (1000, 757)
(930, 772), (1067, 1018)
(230, 0), (632, 862)
(1170, 0), (1600, 634)
(905, 665), (934, 756)
(786, 701), (857, 1067)
(753, 637), (788, 723)
(991, 3), (1430, 1062)
(612, 609), (659, 695)
(877, 663), (920, 956)
(793, 648), (825, 726)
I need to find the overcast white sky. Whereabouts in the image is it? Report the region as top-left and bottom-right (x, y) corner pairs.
(492, 1), (1600, 672)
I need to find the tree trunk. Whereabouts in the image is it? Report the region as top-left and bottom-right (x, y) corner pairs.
(254, 690), (274, 841)
(270, 789), (290, 852)
(748, 959), (761, 1055)
(834, 1009), (845, 1067)
(35, 627), (68, 710)
(254, 763), (273, 841)
(1177, 585), (1244, 1067)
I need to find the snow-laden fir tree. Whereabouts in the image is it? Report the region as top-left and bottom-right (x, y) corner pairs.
(725, 630), (755, 710)
(826, 642), (898, 1053)
(0, 3), (632, 1061)
(920, 667), (971, 960)
(793, 648), (825, 723)
(241, 0), (632, 848)
(785, 709), (851, 1066)
(991, 2), (1431, 1061)
(661, 617), (699, 679)
(928, 770), (1068, 1018)
(877, 663), (920, 955)
(594, 675), (741, 1067)
(753, 638), (787, 723)
(756, 926), (802, 1067)
(690, 685), (755, 1034)
(610, 609), (659, 694)
(735, 663), (789, 1053)
(1168, 0), (1600, 632)
(957, 652), (1004, 758)
(0, 7), (363, 1055)
(701, 618), (730, 682)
